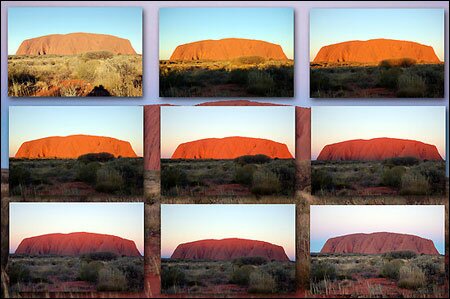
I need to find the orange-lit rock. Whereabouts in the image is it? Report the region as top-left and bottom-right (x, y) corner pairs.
(313, 39), (441, 64)
(317, 137), (442, 161)
(321, 232), (439, 255)
(15, 232), (141, 256)
(171, 136), (293, 159)
(15, 134), (137, 159)
(171, 238), (290, 261)
(16, 32), (136, 55)
(170, 38), (288, 61)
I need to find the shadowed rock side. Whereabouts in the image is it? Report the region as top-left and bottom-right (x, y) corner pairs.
(171, 136), (293, 159)
(14, 134), (137, 159)
(317, 137), (443, 161)
(170, 38), (288, 61)
(320, 232), (439, 255)
(15, 232), (141, 257)
(313, 38), (441, 64)
(171, 238), (290, 261)
(16, 32), (136, 55)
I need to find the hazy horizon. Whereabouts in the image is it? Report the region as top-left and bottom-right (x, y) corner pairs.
(310, 205), (445, 254)
(161, 204), (296, 261)
(9, 203), (144, 255)
(9, 106), (143, 157)
(159, 8), (294, 60)
(311, 106), (446, 160)
(310, 8), (444, 61)
(8, 7), (142, 55)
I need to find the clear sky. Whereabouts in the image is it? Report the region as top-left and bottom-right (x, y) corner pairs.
(161, 204), (296, 261)
(9, 202), (144, 255)
(310, 205), (445, 255)
(312, 106), (446, 160)
(8, 7), (142, 54)
(161, 106), (295, 159)
(9, 106), (143, 157)
(159, 8), (294, 60)
(310, 9), (444, 61)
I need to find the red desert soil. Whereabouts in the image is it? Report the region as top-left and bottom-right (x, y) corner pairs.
(313, 38), (441, 64)
(171, 136), (293, 159)
(170, 38), (288, 61)
(14, 134), (137, 159)
(16, 32), (136, 55)
(171, 238), (290, 261)
(317, 137), (443, 161)
(321, 232), (439, 255)
(15, 232), (141, 256)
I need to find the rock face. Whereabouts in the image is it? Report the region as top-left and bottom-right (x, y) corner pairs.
(313, 39), (441, 64)
(317, 137), (442, 161)
(171, 136), (293, 159)
(321, 232), (439, 255)
(16, 32), (136, 55)
(171, 238), (290, 261)
(170, 38), (288, 61)
(14, 134), (137, 159)
(15, 232), (141, 256)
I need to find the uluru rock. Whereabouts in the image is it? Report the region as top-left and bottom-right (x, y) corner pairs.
(317, 137), (442, 161)
(171, 238), (290, 261)
(320, 232), (439, 255)
(16, 32), (136, 55)
(14, 134), (137, 159)
(313, 39), (441, 64)
(171, 136), (293, 159)
(15, 232), (141, 256)
(170, 38), (288, 61)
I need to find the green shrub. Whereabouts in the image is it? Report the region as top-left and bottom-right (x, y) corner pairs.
(310, 261), (337, 282)
(383, 156), (420, 166)
(416, 260), (440, 277)
(246, 70), (275, 96)
(310, 70), (332, 93)
(380, 260), (404, 280)
(116, 262), (144, 291)
(76, 60), (99, 81)
(161, 166), (189, 190)
(233, 256), (269, 266)
(383, 251), (417, 260)
(230, 265), (255, 286)
(77, 162), (100, 184)
(398, 265), (426, 290)
(379, 58), (417, 68)
(96, 267), (127, 291)
(399, 172), (430, 195)
(251, 169), (281, 195)
(78, 152), (115, 163)
(234, 154), (272, 165)
(81, 51), (114, 60)
(10, 165), (32, 187)
(381, 166), (406, 188)
(248, 270), (277, 293)
(312, 169), (334, 193)
(228, 69), (248, 84)
(81, 252), (118, 262)
(378, 68), (402, 89)
(78, 261), (104, 282)
(161, 267), (186, 289)
(234, 164), (256, 185)
(95, 166), (124, 193)
(396, 73), (427, 97)
(235, 56), (266, 65)
(8, 263), (32, 284)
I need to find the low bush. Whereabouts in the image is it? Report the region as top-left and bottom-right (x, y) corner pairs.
(381, 166), (406, 188)
(96, 266), (127, 291)
(396, 73), (427, 97)
(229, 265), (255, 286)
(76, 162), (100, 184)
(248, 270), (277, 293)
(233, 256), (269, 266)
(81, 252), (118, 262)
(310, 261), (337, 282)
(234, 56), (266, 65)
(380, 260), (404, 280)
(161, 166), (189, 190)
(382, 251), (417, 260)
(234, 154), (272, 165)
(378, 68), (402, 89)
(78, 152), (115, 163)
(234, 164), (256, 186)
(246, 70), (275, 96)
(399, 172), (430, 195)
(251, 169), (281, 195)
(311, 169), (334, 193)
(161, 267), (187, 289)
(383, 156), (420, 166)
(8, 263), (32, 284)
(78, 261), (104, 283)
(81, 51), (114, 60)
(398, 265), (426, 290)
(95, 166), (124, 193)
(379, 58), (417, 68)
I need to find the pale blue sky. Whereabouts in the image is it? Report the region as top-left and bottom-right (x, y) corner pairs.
(161, 106), (295, 158)
(10, 202), (144, 255)
(161, 204), (296, 261)
(8, 7), (142, 54)
(310, 9), (444, 61)
(9, 106), (143, 157)
(310, 205), (445, 255)
(312, 106), (446, 160)
(159, 8), (294, 60)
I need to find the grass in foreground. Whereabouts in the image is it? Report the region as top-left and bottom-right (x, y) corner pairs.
(161, 155), (295, 197)
(8, 51), (142, 97)
(160, 57), (294, 97)
(312, 158), (446, 196)
(8, 253), (144, 293)
(161, 257), (296, 294)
